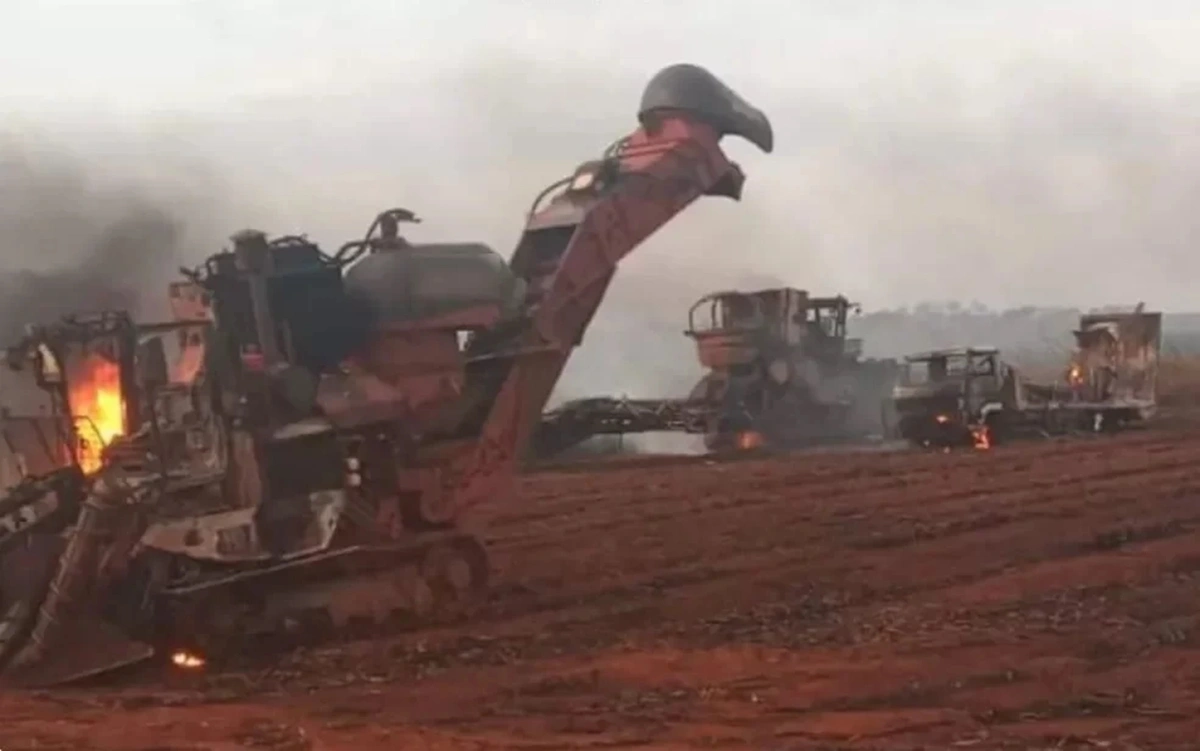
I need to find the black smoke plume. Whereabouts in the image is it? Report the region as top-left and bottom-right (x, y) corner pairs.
(0, 206), (180, 342)
(0, 141), (223, 343)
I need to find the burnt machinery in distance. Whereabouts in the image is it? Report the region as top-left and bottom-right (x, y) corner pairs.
(0, 63), (774, 687)
(889, 306), (1162, 449)
(534, 287), (900, 456)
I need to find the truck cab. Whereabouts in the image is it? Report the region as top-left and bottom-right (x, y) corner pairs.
(891, 347), (1011, 446)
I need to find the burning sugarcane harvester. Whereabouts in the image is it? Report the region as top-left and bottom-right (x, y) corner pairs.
(888, 305), (1162, 449)
(0, 62), (774, 687)
(534, 287), (899, 458)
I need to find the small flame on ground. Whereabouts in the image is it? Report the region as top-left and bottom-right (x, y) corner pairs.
(67, 354), (125, 474)
(171, 650), (206, 670)
(971, 425), (992, 450)
(736, 431), (765, 451)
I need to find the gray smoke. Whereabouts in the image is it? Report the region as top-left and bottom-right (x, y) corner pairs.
(0, 205), (178, 343)
(42, 38), (1198, 407)
(0, 138), (231, 343)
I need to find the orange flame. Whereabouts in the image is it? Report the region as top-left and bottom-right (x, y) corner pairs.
(971, 425), (992, 450)
(67, 354), (125, 474)
(736, 431), (765, 451)
(171, 650), (206, 669)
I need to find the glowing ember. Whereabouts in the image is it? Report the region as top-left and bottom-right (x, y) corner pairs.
(171, 650), (206, 669)
(736, 431), (765, 451)
(67, 354), (125, 474)
(971, 425), (992, 450)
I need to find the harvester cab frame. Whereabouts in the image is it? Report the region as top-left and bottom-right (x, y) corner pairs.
(8, 313), (143, 474)
(685, 289), (863, 373)
(5, 308), (216, 480)
(802, 294), (862, 363)
(686, 289), (859, 341)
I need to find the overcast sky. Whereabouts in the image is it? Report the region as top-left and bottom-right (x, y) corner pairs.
(3, 2), (1200, 342)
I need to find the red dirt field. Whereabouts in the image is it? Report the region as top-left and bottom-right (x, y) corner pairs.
(5, 427), (1200, 750)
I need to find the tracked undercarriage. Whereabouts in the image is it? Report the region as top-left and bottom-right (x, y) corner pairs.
(0, 62), (774, 687)
(0, 462), (491, 685)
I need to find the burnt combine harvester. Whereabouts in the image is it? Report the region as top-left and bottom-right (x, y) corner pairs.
(890, 306), (1162, 449)
(682, 288), (899, 451)
(0, 63), (773, 687)
(535, 288), (898, 456)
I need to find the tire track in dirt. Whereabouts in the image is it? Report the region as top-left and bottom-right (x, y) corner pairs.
(491, 431), (1180, 532)
(487, 431), (1190, 552)
(486, 433), (1200, 618)
(495, 444), (1196, 565)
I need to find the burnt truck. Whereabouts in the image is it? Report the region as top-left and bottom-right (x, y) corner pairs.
(890, 307), (1162, 448)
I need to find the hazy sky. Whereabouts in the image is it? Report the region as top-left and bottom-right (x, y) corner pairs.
(4, 2), (1200, 110)
(4, 2), (1200, 397)
(6, 1), (1200, 304)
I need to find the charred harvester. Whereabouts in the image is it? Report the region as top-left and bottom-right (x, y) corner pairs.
(0, 63), (773, 686)
(535, 288), (898, 455)
(682, 288), (898, 450)
(890, 306), (1162, 449)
